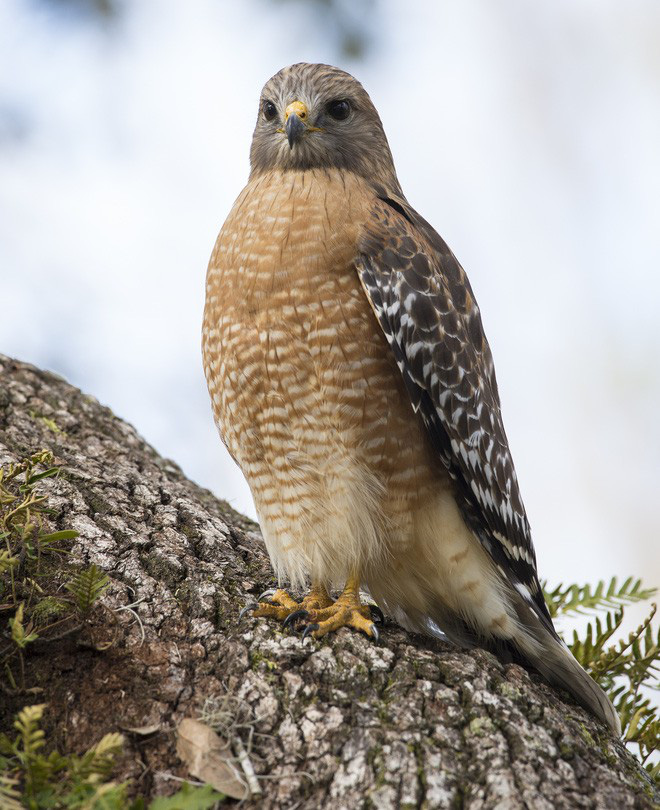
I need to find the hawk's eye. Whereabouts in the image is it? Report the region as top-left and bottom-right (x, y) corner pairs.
(263, 100), (278, 121)
(327, 99), (351, 121)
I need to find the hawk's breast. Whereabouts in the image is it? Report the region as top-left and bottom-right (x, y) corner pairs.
(202, 168), (443, 580)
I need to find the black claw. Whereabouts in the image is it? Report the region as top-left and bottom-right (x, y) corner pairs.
(283, 609), (309, 630)
(301, 623), (319, 642)
(238, 603), (257, 622)
(258, 589), (276, 602)
(369, 605), (385, 624)
(370, 624), (380, 644)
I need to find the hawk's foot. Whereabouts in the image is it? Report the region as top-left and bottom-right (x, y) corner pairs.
(243, 583), (334, 623)
(297, 575), (380, 641)
(239, 578), (381, 641)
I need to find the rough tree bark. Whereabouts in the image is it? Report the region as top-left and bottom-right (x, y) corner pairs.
(0, 354), (656, 809)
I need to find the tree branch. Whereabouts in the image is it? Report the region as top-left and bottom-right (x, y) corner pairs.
(0, 354), (656, 808)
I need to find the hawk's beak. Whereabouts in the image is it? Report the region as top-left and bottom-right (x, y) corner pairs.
(286, 114), (305, 148)
(285, 101), (308, 149)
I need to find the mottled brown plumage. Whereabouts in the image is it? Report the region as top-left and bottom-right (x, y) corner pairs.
(202, 63), (619, 734)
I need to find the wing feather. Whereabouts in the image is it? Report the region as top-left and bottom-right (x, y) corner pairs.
(357, 196), (554, 631)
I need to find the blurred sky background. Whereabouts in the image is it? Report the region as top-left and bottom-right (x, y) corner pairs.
(1, 0), (658, 626)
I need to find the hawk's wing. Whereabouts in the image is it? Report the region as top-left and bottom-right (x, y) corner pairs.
(356, 194), (554, 632)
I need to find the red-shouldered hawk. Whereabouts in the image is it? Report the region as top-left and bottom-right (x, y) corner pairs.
(202, 63), (619, 734)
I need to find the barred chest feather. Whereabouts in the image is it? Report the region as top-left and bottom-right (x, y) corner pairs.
(202, 168), (442, 586)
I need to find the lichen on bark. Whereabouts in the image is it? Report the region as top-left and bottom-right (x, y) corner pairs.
(0, 354), (656, 808)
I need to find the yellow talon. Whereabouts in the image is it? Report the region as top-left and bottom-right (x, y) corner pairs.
(245, 576), (382, 641)
(252, 583), (333, 622)
(250, 575), (379, 641)
(304, 575), (377, 639)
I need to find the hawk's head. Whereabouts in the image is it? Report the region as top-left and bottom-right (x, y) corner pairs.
(250, 63), (400, 189)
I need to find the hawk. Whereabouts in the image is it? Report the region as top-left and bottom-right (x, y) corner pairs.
(202, 63), (619, 734)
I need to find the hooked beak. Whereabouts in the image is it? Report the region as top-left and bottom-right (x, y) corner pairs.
(284, 100), (309, 149)
(286, 113), (305, 148)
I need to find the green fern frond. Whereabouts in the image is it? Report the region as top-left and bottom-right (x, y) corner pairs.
(543, 577), (657, 618)
(14, 704), (46, 760)
(591, 604), (658, 683)
(72, 732), (125, 781)
(1, 453), (112, 694)
(544, 577), (659, 779)
(644, 759), (660, 783)
(30, 596), (69, 626)
(573, 598), (660, 769)
(0, 551), (19, 575)
(78, 781), (130, 806)
(65, 564), (110, 614)
(8, 603), (39, 650)
(0, 733), (14, 758)
(0, 704), (223, 807)
(617, 691), (652, 736)
(0, 773), (22, 810)
(569, 608), (624, 671)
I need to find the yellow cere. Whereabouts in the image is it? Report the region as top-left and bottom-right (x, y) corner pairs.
(285, 100), (308, 120)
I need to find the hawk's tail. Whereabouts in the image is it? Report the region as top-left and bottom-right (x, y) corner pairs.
(511, 606), (621, 736)
(420, 597), (620, 736)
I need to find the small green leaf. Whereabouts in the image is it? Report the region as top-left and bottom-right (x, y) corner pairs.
(25, 467), (59, 484)
(38, 529), (79, 544)
(148, 782), (224, 809)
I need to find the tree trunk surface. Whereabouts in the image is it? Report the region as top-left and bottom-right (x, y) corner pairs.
(0, 354), (656, 809)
